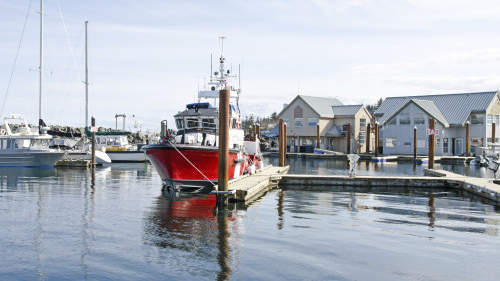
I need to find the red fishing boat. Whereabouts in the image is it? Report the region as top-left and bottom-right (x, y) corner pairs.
(144, 38), (263, 192)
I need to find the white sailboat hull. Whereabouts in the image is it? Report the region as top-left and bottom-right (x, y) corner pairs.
(65, 150), (111, 164)
(106, 151), (147, 163)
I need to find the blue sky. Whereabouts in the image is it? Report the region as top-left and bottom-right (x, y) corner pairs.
(1, 0), (500, 131)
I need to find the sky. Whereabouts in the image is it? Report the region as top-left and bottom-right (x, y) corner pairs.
(1, 0), (500, 131)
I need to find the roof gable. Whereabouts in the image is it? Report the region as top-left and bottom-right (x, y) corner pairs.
(278, 95), (343, 118)
(332, 104), (363, 116)
(375, 91), (498, 126)
(384, 99), (449, 127)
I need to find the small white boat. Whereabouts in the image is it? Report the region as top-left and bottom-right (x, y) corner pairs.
(0, 115), (65, 167)
(95, 134), (147, 163)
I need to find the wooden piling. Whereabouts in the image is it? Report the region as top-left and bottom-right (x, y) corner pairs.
(283, 123), (287, 165)
(492, 122), (496, 144)
(316, 124), (320, 149)
(346, 123), (351, 154)
(375, 122), (379, 157)
(278, 119), (284, 167)
(428, 118), (435, 169)
(91, 116), (96, 166)
(413, 126), (417, 160)
(366, 123), (370, 153)
(465, 121), (470, 157)
(256, 124), (260, 140)
(218, 88), (230, 192)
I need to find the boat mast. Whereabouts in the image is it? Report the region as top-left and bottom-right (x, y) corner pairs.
(38, 0), (43, 126)
(85, 20), (89, 128)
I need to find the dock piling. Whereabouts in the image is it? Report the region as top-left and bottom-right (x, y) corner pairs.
(366, 123), (370, 153)
(375, 122), (379, 157)
(428, 118), (435, 169)
(492, 122), (496, 144)
(465, 121), (470, 157)
(413, 126), (417, 161)
(279, 119), (285, 167)
(91, 116), (96, 167)
(316, 124), (320, 149)
(346, 123), (351, 154)
(218, 88), (230, 193)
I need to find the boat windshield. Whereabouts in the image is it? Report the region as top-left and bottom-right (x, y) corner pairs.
(0, 138), (50, 150)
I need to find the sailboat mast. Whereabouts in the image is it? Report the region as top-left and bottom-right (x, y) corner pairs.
(85, 20), (88, 128)
(38, 0), (43, 124)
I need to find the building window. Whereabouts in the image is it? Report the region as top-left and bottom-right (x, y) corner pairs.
(359, 131), (365, 144)
(403, 142), (411, 147)
(294, 106), (303, 118)
(399, 113), (410, 125)
(385, 138), (397, 148)
(388, 118), (397, 125)
(308, 118), (318, 126)
(487, 114), (493, 125)
(414, 115), (425, 125)
(470, 114), (484, 125)
(443, 138), (449, 153)
(295, 118), (303, 127)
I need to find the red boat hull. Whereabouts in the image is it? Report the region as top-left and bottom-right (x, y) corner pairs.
(144, 144), (244, 189)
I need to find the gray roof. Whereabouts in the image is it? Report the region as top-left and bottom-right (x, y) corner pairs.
(299, 95), (343, 117)
(375, 91), (498, 126)
(332, 104), (363, 116)
(326, 124), (343, 137)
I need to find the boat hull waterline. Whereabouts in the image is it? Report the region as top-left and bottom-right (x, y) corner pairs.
(144, 144), (244, 190)
(0, 151), (65, 167)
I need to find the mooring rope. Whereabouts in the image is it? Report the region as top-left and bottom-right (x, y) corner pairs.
(168, 141), (217, 188)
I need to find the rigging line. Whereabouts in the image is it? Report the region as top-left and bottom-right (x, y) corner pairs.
(1, 0), (33, 118)
(168, 141), (217, 187)
(56, 0), (79, 72)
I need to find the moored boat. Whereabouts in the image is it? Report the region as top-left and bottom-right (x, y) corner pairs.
(144, 38), (263, 191)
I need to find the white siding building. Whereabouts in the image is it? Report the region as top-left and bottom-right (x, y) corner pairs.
(374, 91), (500, 156)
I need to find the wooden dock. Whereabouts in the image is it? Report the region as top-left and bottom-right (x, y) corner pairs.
(213, 165), (290, 203)
(277, 169), (500, 206)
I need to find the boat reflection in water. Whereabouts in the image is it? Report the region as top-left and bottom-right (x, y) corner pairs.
(144, 189), (237, 280)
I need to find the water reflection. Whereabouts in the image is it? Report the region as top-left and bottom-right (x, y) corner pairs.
(144, 190), (235, 279)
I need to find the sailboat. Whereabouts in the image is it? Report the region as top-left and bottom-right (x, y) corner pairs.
(61, 20), (111, 164)
(0, 0), (65, 167)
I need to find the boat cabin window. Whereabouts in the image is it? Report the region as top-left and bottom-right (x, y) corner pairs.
(175, 118), (184, 129)
(186, 118), (199, 128)
(202, 118), (216, 129)
(31, 139), (49, 149)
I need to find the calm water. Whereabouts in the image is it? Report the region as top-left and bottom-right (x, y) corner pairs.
(1, 163), (500, 280)
(266, 156), (496, 178)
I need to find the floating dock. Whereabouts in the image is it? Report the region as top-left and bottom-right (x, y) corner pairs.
(213, 165), (290, 203)
(277, 169), (500, 206)
(55, 159), (91, 168)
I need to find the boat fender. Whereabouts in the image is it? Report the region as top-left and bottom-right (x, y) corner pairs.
(0, 129), (5, 135)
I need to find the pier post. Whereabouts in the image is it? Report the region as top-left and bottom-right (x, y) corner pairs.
(283, 123), (287, 165)
(91, 116), (96, 167)
(428, 118), (435, 169)
(413, 126), (417, 161)
(256, 124), (260, 140)
(465, 121), (470, 157)
(279, 119), (284, 167)
(316, 124), (320, 149)
(218, 88), (230, 192)
(366, 123), (370, 153)
(375, 122), (379, 157)
(346, 123), (351, 154)
(492, 122), (496, 144)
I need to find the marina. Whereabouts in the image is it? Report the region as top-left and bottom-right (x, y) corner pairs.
(2, 0), (500, 280)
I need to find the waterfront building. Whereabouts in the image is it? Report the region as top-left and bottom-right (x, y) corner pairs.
(278, 95), (374, 153)
(374, 91), (500, 156)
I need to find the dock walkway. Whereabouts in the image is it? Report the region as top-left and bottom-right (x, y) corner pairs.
(213, 165), (290, 203)
(278, 169), (500, 205)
